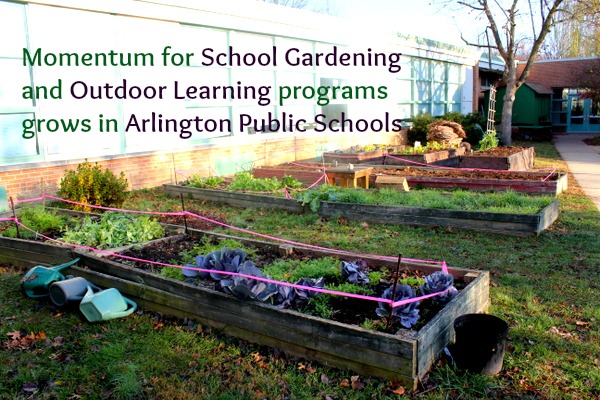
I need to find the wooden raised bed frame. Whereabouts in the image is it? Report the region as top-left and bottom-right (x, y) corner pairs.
(384, 147), (466, 167)
(322, 148), (386, 164)
(459, 146), (535, 170)
(1, 220), (489, 389)
(319, 199), (559, 236)
(164, 184), (560, 236)
(253, 165), (568, 196)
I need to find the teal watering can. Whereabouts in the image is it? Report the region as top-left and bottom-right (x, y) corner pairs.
(20, 258), (80, 298)
(79, 286), (137, 322)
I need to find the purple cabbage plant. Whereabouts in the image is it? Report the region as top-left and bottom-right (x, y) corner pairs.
(183, 247), (248, 281)
(276, 277), (325, 308)
(220, 261), (279, 302)
(420, 271), (458, 306)
(340, 259), (370, 285)
(375, 284), (420, 329)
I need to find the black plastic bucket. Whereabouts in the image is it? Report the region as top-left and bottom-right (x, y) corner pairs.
(452, 313), (509, 375)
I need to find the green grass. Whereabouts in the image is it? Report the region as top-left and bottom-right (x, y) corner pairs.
(1, 140), (599, 399)
(297, 185), (555, 214)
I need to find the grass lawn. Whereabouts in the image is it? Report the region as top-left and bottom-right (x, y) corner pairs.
(1, 141), (599, 399)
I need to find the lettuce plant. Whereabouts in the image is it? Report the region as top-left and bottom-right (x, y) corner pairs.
(375, 284), (420, 329)
(420, 271), (458, 306)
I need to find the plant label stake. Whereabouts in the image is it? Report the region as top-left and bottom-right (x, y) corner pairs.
(180, 193), (189, 235)
(9, 196), (20, 239)
(386, 253), (403, 332)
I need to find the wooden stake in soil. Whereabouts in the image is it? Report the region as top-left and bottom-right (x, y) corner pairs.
(180, 193), (189, 235)
(172, 154), (178, 185)
(9, 197), (20, 239)
(386, 253), (403, 332)
(41, 178), (46, 209)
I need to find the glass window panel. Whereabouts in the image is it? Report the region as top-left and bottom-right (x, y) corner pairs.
(176, 67), (232, 107)
(432, 62), (446, 81)
(416, 103), (430, 114)
(278, 38), (314, 72)
(0, 113), (39, 158)
(0, 2), (27, 56)
(184, 27), (229, 65)
(396, 104), (412, 119)
(413, 59), (430, 80)
(449, 84), (462, 102)
(232, 106), (276, 135)
(431, 82), (446, 102)
(415, 81), (430, 102)
(0, 59), (33, 108)
(231, 69), (274, 105)
(230, 32), (274, 58)
(394, 79), (413, 101)
(448, 64), (461, 82)
(433, 103), (446, 116)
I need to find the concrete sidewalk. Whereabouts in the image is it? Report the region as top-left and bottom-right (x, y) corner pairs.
(553, 133), (600, 212)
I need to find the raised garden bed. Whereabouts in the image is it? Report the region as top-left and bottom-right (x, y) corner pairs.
(373, 167), (568, 196)
(253, 165), (327, 186)
(164, 184), (560, 236)
(49, 229), (491, 389)
(459, 146), (535, 170)
(384, 147), (466, 167)
(164, 184), (305, 213)
(322, 148), (386, 164)
(252, 164), (568, 196)
(319, 199), (559, 236)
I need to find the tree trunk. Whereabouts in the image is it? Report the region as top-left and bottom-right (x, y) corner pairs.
(501, 80), (517, 146)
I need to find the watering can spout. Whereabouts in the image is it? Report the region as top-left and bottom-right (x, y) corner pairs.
(51, 257), (80, 271)
(21, 258), (81, 298)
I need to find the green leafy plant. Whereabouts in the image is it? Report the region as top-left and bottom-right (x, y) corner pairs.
(61, 212), (164, 249)
(58, 161), (129, 212)
(394, 141), (454, 155)
(227, 172), (302, 192)
(187, 175), (225, 189)
(1, 205), (69, 239)
(159, 266), (184, 280)
(478, 130), (500, 151)
(408, 112), (437, 144)
(262, 257), (341, 283)
(296, 185), (339, 212)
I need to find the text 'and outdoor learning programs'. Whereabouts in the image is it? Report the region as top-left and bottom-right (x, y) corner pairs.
(20, 46), (404, 139)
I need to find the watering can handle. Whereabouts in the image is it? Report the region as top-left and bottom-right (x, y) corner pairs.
(69, 282), (102, 302)
(52, 258), (81, 272)
(108, 297), (138, 319)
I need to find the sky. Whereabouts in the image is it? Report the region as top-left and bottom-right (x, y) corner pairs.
(310, 0), (488, 47)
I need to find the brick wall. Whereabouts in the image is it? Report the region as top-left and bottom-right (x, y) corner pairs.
(1, 130), (404, 201)
(517, 57), (600, 88)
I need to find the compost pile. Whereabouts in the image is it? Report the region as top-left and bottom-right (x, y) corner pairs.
(426, 120), (466, 147)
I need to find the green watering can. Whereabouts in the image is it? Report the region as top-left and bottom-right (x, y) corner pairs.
(20, 258), (80, 298)
(79, 286), (137, 322)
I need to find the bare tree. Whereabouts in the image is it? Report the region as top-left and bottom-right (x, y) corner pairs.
(259, 0), (338, 15)
(540, 0), (600, 58)
(260, 0), (309, 8)
(439, 0), (568, 145)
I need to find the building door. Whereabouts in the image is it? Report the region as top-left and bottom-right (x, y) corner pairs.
(568, 94), (600, 132)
